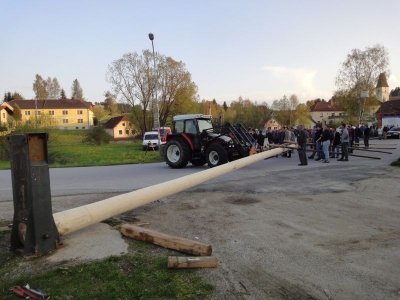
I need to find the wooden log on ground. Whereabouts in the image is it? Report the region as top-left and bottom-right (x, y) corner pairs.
(120, 224), (212, 256)
(167, 256), (218, 269)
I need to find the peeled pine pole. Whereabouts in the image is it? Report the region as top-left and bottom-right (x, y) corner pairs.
(53, 146), (293, 236)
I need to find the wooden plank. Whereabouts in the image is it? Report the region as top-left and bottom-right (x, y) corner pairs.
(167, 256), (218, 269)
(120, 224), (212, 256)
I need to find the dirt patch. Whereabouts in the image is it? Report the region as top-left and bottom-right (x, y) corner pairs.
(224, 196), (260, 205)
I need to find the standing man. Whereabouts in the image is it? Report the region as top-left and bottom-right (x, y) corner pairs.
(297, 125), (308, 166)
(364, 124), (370, 148)
(321, 124), (331, 163)
(338, 123), (349, 161)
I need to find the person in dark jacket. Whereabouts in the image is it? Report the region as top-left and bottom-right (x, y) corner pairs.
(355, 125), (362, 146)
(296, 125), (308, 166)
(331, 128), (341, 158)
(364, 125), (370, 148)
(320, 125), (332, 163)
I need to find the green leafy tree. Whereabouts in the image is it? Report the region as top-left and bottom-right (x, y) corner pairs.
(271, 95), (291, 126)
(33, 74), (47, 99)
(92, 105), (109, 123)
(223, 101), (228, 112)
(390, 87), (400, 97)
(60, 89), (67, 99)
(103, 91), (119, 115)
(83, 126), (111, 145)
(13, 105), (22, 122)
(158, 57), (198, 125)
(71, 79), (83, 100)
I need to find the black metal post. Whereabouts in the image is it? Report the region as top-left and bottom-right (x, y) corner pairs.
(8, 133), (59, 255)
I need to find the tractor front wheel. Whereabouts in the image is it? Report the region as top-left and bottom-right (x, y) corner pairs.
(206, 143), (228, 168)
(165, 140), (190, 168)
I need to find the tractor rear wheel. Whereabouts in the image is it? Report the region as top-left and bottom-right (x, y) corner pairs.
(165, 139), (190, 168)
(206, 143), (228, 168)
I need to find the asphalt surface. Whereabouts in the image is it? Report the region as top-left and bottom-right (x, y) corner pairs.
(1, 139), (400, 299)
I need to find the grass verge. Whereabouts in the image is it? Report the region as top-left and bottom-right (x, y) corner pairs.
(0, 220), (213, 299)
(0, 130), (163, 169)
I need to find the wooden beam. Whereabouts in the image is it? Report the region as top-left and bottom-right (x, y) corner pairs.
(120, 224), (212, 256)
(167, 256), (218, 269)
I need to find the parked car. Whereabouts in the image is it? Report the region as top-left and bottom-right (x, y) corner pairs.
(142, 131), (160, 150)
(386, 127), (400, 139)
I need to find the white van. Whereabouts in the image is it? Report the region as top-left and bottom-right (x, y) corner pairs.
(142, 131), (160, 150)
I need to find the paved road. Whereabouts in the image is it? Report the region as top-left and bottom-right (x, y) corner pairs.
(1, 139), (399, 210)
(1, 139), (400, 299)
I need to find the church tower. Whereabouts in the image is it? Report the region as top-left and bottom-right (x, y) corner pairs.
(376, 73), (389, 102)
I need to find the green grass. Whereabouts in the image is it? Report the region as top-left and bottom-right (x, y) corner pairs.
(0, 223), (213, 299)
(0, 129), (163, 169)
(48, 142), (162, 167)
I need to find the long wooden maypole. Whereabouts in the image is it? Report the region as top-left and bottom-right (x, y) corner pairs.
(53, 146), (290, 235)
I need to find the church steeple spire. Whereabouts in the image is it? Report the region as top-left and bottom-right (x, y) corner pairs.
(376, 73), (389, 102)
(376, 73), (389, 88)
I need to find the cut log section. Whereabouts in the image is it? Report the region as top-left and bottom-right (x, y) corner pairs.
(120, 224), (212, 256)
(167, 256), (218, 269)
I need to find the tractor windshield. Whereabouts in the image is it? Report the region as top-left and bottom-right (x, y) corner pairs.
(198, 119), (213, 132)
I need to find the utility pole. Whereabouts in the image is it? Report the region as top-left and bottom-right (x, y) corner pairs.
(148, 33), (161, 152)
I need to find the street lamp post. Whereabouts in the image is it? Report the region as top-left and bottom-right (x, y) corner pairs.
(148, 33), (160, 129)
(148, 33), (161, 151)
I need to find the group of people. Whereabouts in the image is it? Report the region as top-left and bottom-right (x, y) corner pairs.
(248, 122), (374, 166)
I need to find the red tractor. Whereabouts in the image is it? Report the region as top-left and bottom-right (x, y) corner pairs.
(162, 114), (259, 168)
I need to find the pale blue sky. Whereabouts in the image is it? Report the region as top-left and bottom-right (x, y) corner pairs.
(1, 0), (399, 105)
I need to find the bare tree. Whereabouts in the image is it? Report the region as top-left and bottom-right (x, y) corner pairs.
(107, 50), (197, 132)
(107, 51), (154, 132)
(46, 77), (61, 99)
(335, 44), (390, 123)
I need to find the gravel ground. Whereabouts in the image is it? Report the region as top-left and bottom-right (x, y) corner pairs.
(1, 139), (400, 299)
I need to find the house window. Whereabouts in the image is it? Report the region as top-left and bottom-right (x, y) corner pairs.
(62, 110), (68, 115)
(331, 113), (335, 116)
(77, 110), (83, 115)
(48, 111), (55, 115)
(119, 130), (123, 135)
(78, 119), (83, 123)
(35, 111), (41, 116)
(2, 113), (5, 118)
(25, 111), (31, 116)
(122, 122), (125, 126)
(125, 130), (129, 134)
(63, 119), (68, 124)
